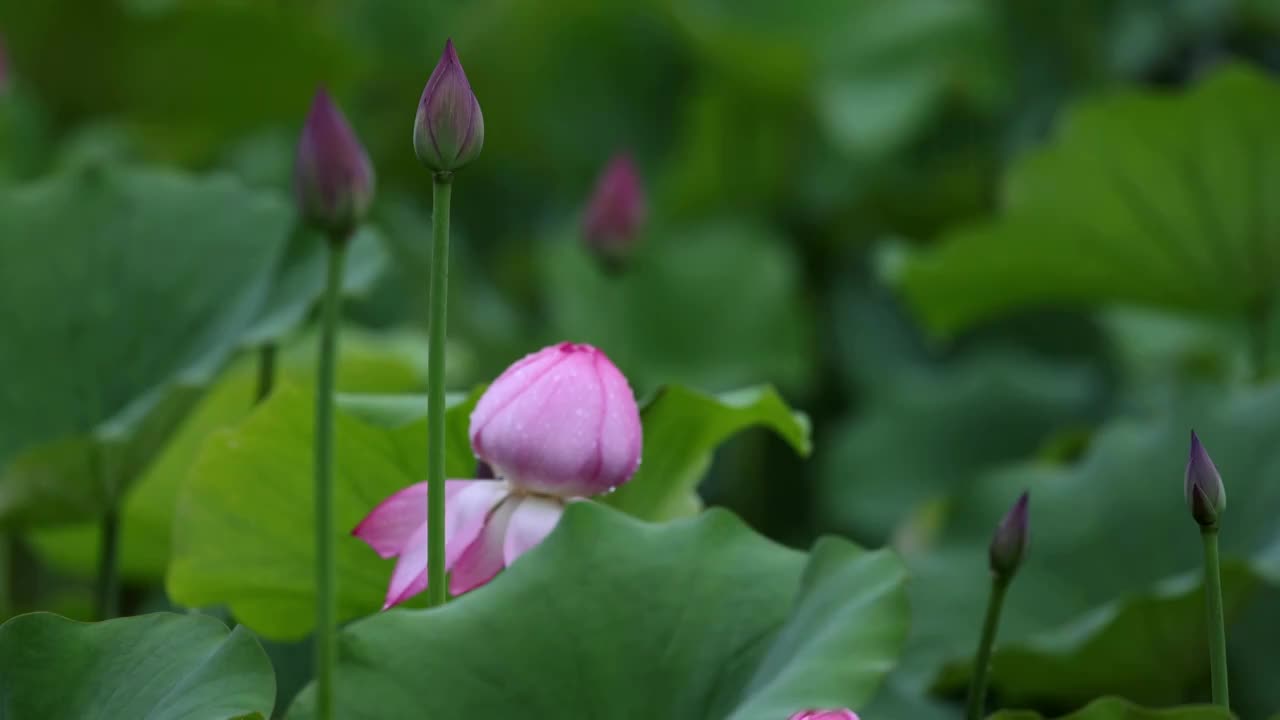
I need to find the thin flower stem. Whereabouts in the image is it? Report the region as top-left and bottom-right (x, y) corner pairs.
(314, 241), (347, 720)
(94, 504), (120, 620)
(255, 343), (278, 404)
(0, 533), (11, 619)
(427, 174), (452, 607)
(966, 576), (1010, 720)
(1201, 526), (1230, 708)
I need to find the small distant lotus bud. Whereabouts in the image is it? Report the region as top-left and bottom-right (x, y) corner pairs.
(1185, 430), (1226, 527)
(989, 492), (1029, 579)
(788, 710), (860, 720)
(413, 39), (484, 174)
(294, 89), (376, 242)
(581, 153), (646, 271)
(470, 342), (642, 497)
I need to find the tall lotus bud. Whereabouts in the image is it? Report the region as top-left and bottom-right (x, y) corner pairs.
(294, 88), (375, 242)
(989, 491), (1029, 580)
(469, 342), (642, 497)
(582, 153), (646, 270)
(788, 711), (860, 720)
(413, 39), (484, 174)
(1185, 430), (1226, 527)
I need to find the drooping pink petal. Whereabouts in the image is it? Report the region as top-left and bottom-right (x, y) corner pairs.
(353, 481), (475, 558)
(362, 480), (506, 609)
(501, 495), (565, 566)
(448, 496), (519, 595)
(382, 523), (430, 609)
(351, 482), (429, 559)
(444, 481), (508, 568)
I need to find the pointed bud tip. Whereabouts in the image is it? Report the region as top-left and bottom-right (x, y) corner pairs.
(989, 491), (1030, 579)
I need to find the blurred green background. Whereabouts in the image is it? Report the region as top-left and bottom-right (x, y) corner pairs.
(5, 0), (1280, 717)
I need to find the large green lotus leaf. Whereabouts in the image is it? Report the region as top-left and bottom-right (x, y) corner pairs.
(899, 64), (1280, 335)
(26, 332), (421, 582)
(542, 221), (813, 396)
(665, 0), (991, 157)
(603, 384), (811, 521)
(814, 0), (994, 158)
(165, 383), (478, 639)
(1226, 581), (1280, 719)
(818, 349), (1104, 541)
(990, 696), (1234, 719)
(286, 504), (908, 720)
(0, 165), (291, 528)
(0, 611), (275, 719)
(238, 225), (389, 348)
(901, 382), (1280, 709)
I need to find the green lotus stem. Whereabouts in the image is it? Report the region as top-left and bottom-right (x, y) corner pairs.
(427, 173), (452, 607)
(255, 343), (277, 404)
(0, 533), (11, 619)
(94, 504), (120, 620)
(1201, 526), (1229, 707)
(966, 576), (1010, 720)
(313, 241), (346, 720)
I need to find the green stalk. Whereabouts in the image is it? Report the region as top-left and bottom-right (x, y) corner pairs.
(255, 343), (278, 404)
(313, 241), (347, 720)
(426, 174), (452, 607)
(94, 504), (120, 620)
(0, 533), (12, 619)
(966, 576), (1010, 720)
(1201, 527), (1230, 707)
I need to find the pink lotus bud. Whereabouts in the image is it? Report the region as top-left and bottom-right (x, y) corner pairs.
(788, 710), (860, 720)
(470, 342), (642, 497)
(581, 153), (646, 270)
(294, 88), (376, 241)
(1185, 430), (1226, 527)
(413, 39), (484, 174)
(989, 491), (1029, 579)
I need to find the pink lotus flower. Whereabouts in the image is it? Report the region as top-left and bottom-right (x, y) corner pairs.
(354, 342), (642, 608)
(788, 711), (860, 720)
